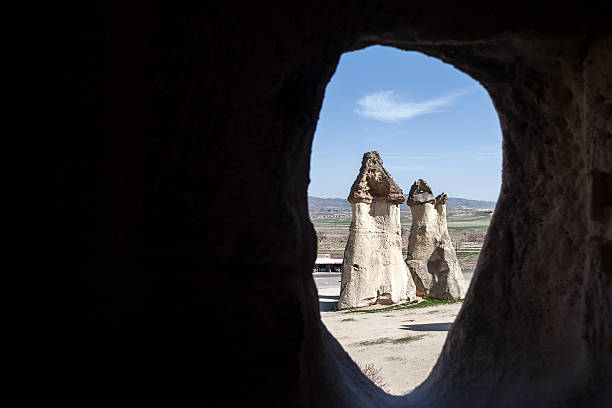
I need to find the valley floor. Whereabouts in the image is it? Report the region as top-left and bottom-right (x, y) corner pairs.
(316, 272), (472, 395)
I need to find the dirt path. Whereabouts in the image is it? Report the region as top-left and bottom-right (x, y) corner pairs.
(316, 274), (467, 395)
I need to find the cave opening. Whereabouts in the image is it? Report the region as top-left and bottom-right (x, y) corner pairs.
(309, 45), (502, 394)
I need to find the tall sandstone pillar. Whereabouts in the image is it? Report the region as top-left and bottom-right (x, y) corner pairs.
(338, 152), (416, 310)
(405, 179), (467, 300)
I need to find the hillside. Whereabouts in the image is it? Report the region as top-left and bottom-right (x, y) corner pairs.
(308, 196), (351, 212)
(438, 197), (497, 210)
(308, 195), (495, 212)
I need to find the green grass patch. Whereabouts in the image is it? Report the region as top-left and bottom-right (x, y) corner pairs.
(447, 225), (489, 230)
(448, 216), (491, 222)
(456, 251), (480, 262)
(311, 220), (352, 226)
(345, 297), (463, 314)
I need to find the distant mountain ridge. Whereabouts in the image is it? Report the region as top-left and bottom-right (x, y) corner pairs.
(443, 197), (496, 210)
(308, 195), (495, 212)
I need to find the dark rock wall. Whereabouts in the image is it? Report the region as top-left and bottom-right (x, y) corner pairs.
(34, 2), (611, 406)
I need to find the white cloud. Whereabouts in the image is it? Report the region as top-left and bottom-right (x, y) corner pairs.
(355, 90), (468, 123)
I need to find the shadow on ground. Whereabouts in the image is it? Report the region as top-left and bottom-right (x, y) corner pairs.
(319, 295), (339, 312)
(401, 322), (452, 331)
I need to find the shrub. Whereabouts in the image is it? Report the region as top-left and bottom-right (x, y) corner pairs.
(359, 363), (388, 391)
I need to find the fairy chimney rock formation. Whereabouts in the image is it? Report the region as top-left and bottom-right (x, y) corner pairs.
(338, 152), (416, 310)
(405, 179), (467, 300)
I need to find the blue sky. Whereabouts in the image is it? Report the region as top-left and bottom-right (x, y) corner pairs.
(309, 46), (502, 201)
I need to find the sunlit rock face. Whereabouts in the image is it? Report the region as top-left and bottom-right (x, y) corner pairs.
(405, 179), (467, 300)
(338, 152), (416, 309)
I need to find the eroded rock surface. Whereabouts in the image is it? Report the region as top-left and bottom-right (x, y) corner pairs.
(338, 152), (416, 309)
(405, 179), (467, 300)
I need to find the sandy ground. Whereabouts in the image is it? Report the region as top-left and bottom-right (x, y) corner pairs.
(316, 272), (472, 395)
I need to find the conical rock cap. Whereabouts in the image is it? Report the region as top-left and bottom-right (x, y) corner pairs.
(347, 151), (405, 204)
